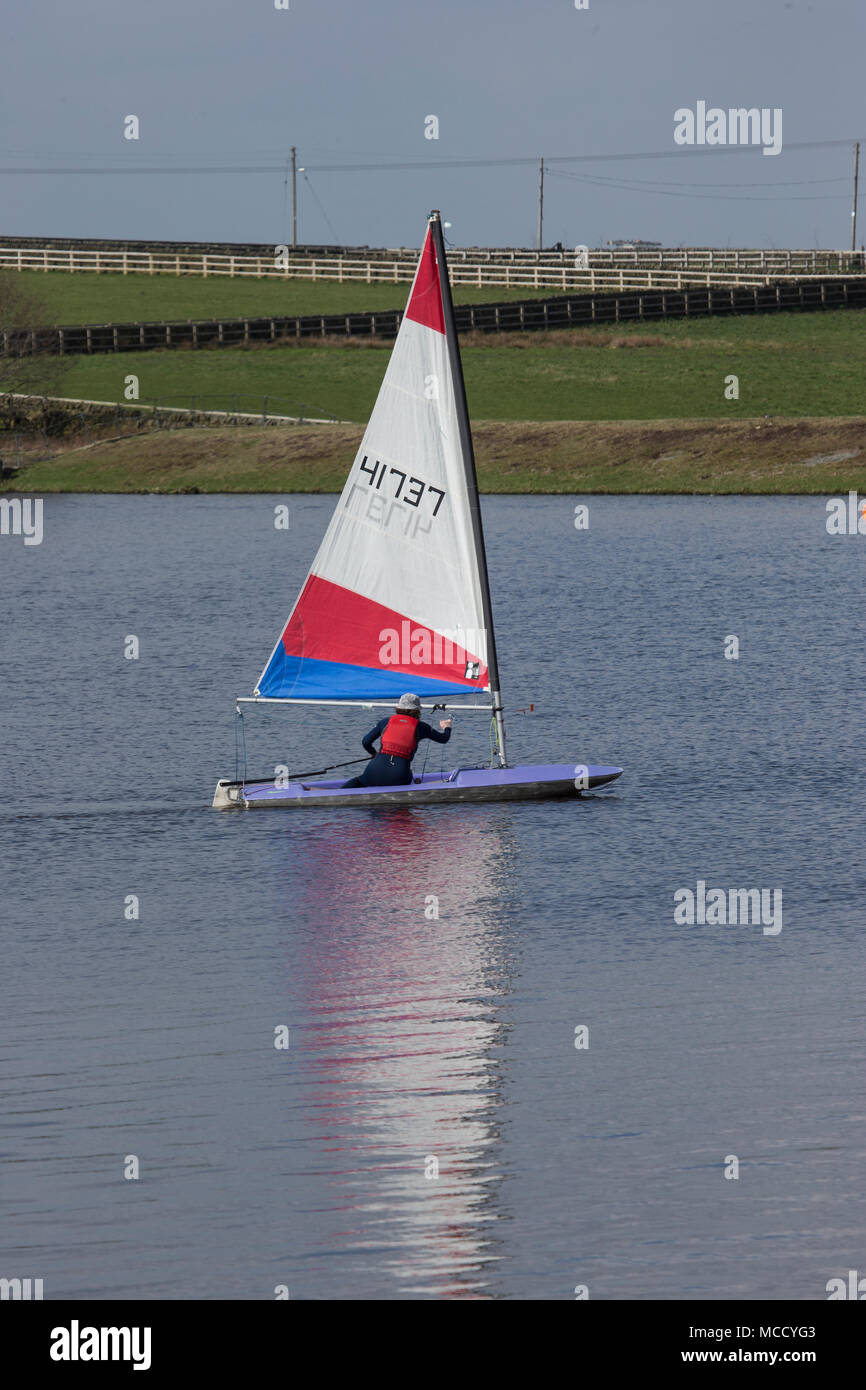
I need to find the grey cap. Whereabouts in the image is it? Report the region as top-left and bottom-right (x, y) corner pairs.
(396, 692), (422, 712)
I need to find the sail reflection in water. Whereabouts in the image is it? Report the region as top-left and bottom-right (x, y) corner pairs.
(277, 808), (520, 1298)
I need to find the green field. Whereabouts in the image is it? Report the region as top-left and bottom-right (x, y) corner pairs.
(10, 268), (549, 325)
(46, 310), (866, 422)
(5, 272), (866, 493)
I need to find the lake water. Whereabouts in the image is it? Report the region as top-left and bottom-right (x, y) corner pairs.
(1, 493), (863, 1301)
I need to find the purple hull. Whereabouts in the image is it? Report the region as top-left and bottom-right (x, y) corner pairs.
(214, 763), (623, 810)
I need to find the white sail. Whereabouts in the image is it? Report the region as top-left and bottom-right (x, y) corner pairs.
(256, 219), (492, 701)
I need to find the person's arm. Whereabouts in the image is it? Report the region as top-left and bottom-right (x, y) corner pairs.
(361, 718), (387, 755)
(417, 719), (452, 745)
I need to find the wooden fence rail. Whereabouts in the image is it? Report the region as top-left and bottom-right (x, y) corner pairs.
(4, 278), (864, 358)
(1, 235), (863, 275)
(0, 392), (341, 429)
(5, 244), (862, 290)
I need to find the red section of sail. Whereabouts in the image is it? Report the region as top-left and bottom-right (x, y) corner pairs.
(404, 228), (446, 335)
(281, 575), (487, 688)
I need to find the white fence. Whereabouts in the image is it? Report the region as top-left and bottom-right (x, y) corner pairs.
(2, 392), (342, 425)
(0, 244), (806, 291)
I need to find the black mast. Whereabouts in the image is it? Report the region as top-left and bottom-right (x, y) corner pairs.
(428, 210), (507, 766)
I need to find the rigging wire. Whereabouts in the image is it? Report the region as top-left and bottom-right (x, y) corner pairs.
(233, 704), (248, 783)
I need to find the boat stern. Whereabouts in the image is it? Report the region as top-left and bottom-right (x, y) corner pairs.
(213, 779), (246, 810)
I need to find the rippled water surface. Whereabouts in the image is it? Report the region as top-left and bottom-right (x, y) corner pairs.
(1, 494), (863, 1299)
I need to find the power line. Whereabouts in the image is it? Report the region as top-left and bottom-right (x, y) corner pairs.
(302, 138), (864, 172)
(0, 165), (290, 175)
(0, 137), (862, 177)
(554, 173), (849, 189)
(301, 172), (339, 243)
(547, 168), (852, 201)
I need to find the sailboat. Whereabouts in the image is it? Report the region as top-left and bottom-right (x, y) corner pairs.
(213, 211), (622, 809)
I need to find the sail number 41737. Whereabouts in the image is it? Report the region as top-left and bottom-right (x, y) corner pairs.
(359, 456), (446, 516)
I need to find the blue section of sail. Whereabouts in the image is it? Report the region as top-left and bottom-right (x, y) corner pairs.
(257, 650), (483, 700)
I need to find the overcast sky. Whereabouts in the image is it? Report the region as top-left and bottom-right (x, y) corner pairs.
(2, 0), (864, 249)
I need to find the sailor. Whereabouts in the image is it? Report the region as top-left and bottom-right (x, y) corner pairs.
(342, 693), (452, 788)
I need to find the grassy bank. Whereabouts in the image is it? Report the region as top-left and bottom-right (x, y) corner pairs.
(36, 310), (866, 423)
(8, 268), (550, 324)
(10, 417), (865, 494)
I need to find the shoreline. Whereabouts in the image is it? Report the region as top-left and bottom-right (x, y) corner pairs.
(4, 415), (865, 494)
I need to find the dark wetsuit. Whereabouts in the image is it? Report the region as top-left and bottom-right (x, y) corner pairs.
(342, 717), (452, 788)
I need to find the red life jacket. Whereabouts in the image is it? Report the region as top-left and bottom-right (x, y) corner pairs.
(380, 714), (420, 759)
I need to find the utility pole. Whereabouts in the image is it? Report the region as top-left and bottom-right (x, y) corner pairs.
(851, 141), (860, 254)
(291, 146), (298, 248)
(537, 157), (544, 251)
